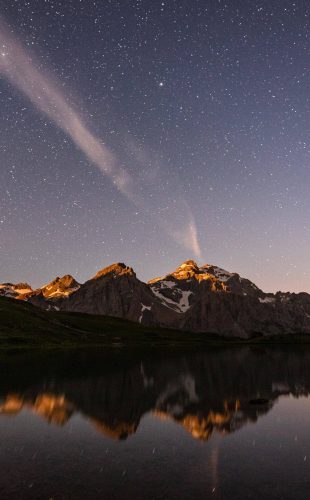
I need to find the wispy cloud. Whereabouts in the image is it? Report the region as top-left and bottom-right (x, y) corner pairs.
(171, 215), (202, 259)
(0, 19), (201, 257)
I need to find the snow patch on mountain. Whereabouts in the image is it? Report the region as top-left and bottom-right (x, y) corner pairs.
(139, 303), (151, 323)
(150, 286), (181, 311)
(159, 280), (176, 288)
(150, 283), (192, 313)
(202, 265), (234, 282)
(179, 290), (192, 311)
(259, 297), (276, 304)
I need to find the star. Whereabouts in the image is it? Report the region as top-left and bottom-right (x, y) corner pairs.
(0, 0), (309, 293)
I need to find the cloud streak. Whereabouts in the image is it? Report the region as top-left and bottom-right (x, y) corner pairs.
(0, 19), (201, 257)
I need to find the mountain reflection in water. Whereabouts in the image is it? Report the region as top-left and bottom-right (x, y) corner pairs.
(0, 347), (306, 441)
(2, 347), (310, 500)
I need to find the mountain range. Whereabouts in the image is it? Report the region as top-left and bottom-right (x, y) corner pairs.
(1, 259), (310, 339)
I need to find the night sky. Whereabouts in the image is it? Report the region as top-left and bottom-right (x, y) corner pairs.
(0, 0), (310, 292)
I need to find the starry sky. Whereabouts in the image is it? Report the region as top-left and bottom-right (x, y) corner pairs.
(0, 0), (310, 292)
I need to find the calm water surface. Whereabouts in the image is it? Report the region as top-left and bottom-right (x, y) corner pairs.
(1, 347), (310, 499)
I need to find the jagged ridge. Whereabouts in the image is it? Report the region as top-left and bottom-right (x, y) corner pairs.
(1, 259), (310, 339)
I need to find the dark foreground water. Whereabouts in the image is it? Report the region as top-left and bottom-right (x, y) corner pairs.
(1, 347), (310, 499)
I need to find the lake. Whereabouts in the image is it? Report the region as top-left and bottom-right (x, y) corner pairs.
(1, 347), (310, 499)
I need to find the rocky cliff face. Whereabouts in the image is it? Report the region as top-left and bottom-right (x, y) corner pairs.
(2, 259), (310, 338)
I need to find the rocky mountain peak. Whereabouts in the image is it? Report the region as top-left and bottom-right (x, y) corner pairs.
(40, 274), (80, 298)
(180, 259), (199, 268)
(174, 259), (199, 273)
(92, 263), (136, 280)
(12, 282), (33, 291)
(49, 275), (77, 286)
(170, 261), (244, 286)
(0, 282), (33, 298)
(149, 260), (200, 285)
